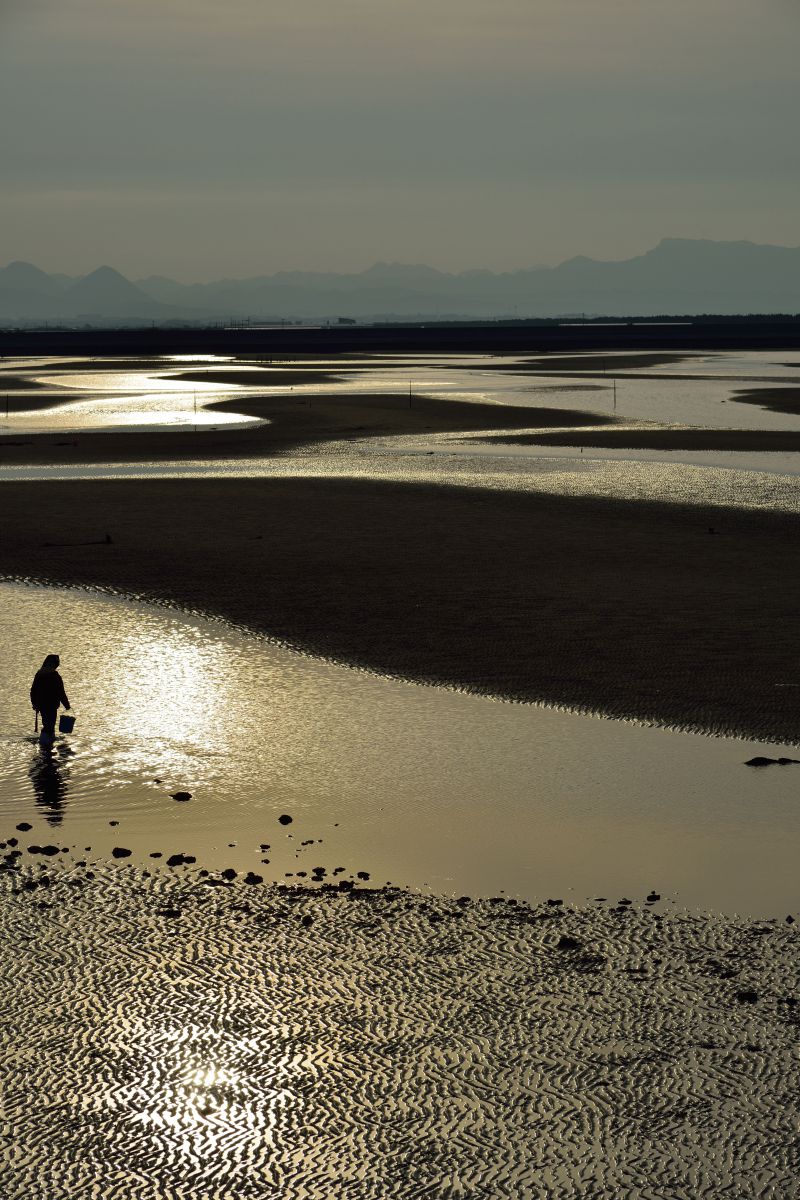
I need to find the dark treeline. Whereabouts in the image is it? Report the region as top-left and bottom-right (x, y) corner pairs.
(1, 316), (800, 358)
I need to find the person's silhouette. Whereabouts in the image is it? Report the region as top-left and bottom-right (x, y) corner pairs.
(30, 654), (71, 747)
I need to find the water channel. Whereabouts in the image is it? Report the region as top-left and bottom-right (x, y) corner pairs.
(2, 581), (799, 916)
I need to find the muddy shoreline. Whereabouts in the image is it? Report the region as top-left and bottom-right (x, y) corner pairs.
(2, 475), (800, 743)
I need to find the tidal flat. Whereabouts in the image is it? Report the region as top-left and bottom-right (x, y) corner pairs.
(1, 348), (800, 1195)
(1, 857), (798, 1199)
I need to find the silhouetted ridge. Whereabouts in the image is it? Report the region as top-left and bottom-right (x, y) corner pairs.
(1, 238), (799, 323)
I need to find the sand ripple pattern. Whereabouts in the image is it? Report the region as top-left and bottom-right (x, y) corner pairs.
(1, 862), (798, 1199)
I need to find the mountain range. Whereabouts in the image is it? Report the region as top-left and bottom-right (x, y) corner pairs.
(0, 239), (798, 325)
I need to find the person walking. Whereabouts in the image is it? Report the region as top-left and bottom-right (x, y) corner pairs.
(30, 654), (71, 747)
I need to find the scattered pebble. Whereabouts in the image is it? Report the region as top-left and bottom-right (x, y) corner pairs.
(111, 848), (132, 859)
(15, 823), (32, 832)
(171, 792), (192, 802)
(278, 815), (293, 825)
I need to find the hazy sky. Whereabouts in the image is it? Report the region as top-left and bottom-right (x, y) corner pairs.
(1, 0), (798, 278)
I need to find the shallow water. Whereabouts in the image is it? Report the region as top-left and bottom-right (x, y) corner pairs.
(2, 581), (799, 915)
(3, 349), (800, 436)
(3, 449), (800, 517)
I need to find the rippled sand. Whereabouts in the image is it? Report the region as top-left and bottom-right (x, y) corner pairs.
(1, 852), (798, 1198)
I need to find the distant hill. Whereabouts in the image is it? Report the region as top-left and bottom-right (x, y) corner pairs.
(1, 239), (798, 325)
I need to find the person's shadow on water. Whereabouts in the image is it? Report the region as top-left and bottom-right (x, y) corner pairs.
(28, 744), (71, 827)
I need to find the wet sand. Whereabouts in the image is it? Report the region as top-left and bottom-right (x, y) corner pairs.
(732, 386), (800, 416)
(2, 476), (800, 743)
(0, 393), (613, 463)
(482, 426), (800, 452)
(1, 854), (797, 1199)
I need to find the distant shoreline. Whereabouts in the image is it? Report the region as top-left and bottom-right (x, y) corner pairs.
(2, 316), (800, 359)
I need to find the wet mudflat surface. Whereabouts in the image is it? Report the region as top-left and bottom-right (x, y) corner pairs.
(1, 858), (797, 1199)
(2, 349), (800, 1196)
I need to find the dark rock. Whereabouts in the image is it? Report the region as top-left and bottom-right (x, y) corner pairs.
(356, 871), (371, 881)
(647, 892), (661, 902)
(260, 844), (270, 850)
(546, 898), (563, 907)
(109, 821), (119, 827)
(166, 853), (186, 867)
(183, 855), (196, 864)
(617, 898), (633, 906)
(278, 814), (293, 825)
(221, 868), (237, 881)
(338, 880), (354, 891)
(22, 880), (38, 892)
(557, 935), (582, 951)
(7, 838), (18, 847)
(244, 872), (263, 885)
(744, 756), (800, 767)
(301, 914), (314, 927)
(40, 845), (59, 857)
(15, 823), (32, 832)
(735, 989), (759, 1004)
(27, 845), (42, 855)
(111, 847), (132, 859)
(157, 908), (182, 918)
(149, 852), (163, 858)
(171, 792), (192, 802)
